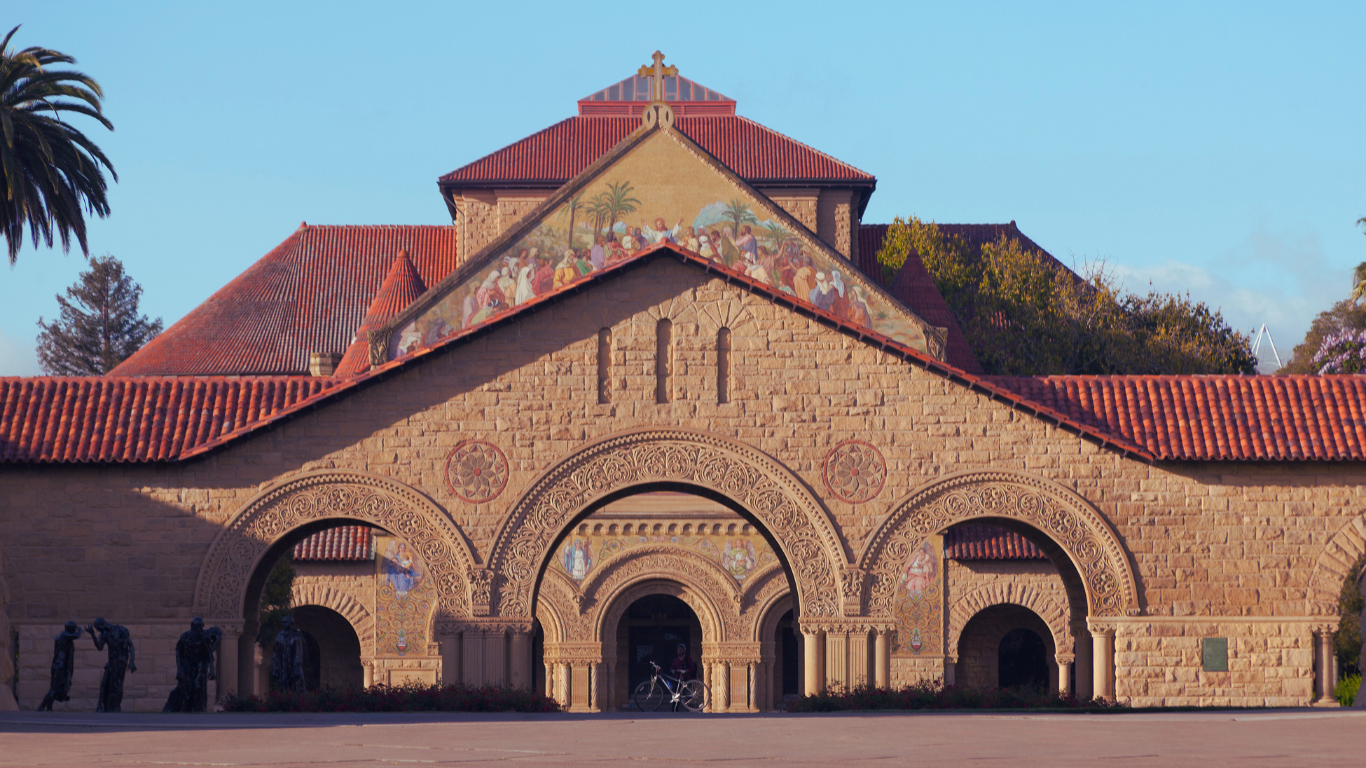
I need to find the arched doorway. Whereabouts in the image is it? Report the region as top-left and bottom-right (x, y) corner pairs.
(956, 604), (1056, 691)
(293, 605), (364, 689)
(616, 594), (703, 703)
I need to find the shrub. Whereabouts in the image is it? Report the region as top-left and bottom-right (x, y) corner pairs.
(221, 682), (561, 714)
(1335, 674), (1360, 707)
(785, 682), (1123, 713)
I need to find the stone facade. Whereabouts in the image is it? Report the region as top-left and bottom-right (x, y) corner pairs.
(2, 258), (1362, 710)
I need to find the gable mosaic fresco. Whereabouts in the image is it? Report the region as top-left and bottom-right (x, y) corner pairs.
(390, 129), (941, 358)
(555, 528), (778, 587)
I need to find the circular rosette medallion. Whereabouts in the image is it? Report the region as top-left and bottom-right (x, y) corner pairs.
(822, 440), (886, 504)
(445, 440), (510, 503)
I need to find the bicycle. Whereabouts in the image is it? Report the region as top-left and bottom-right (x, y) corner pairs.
(631, 661), (710, 712)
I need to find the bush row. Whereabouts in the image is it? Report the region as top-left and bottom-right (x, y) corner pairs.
(222, 683), (561, 713)
(785, 683), (1124, 712)
(1335, 674), (1360, 707)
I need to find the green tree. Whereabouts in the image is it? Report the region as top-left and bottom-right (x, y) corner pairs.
(36, 254), (162, 375)
(0, 25), (117, 265)
(1336, 555), (1363, 678)
(1279, 300), (1366, 374)
(876, 216), (1257, 375)
(255, 554), (296, 651)
(723, 199), (758, 238)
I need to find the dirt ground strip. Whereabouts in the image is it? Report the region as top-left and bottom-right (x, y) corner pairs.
(1, 709), (1361, 767)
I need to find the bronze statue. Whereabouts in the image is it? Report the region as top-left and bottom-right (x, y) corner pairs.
(163, 618), (222, 712)
(87, 618), (135, 713)
(271, 615), (306, 693)
(36, 621), (83, 711)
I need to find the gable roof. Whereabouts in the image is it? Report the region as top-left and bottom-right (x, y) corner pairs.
(336, 251), (427, 378)
(9, 243), (1366, 466)
(439, 116), (875, 191)
(111, 225), (459, 377)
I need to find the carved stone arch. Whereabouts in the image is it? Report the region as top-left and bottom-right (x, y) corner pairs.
(583, 546), (736, 644)
(859, 471), (1139, 618)
(194, 470), (477, 623)
(752, 581), (795, 645)
(535, 568), (575, 645)
(947, 583), (1073, 664)
(1308, 514), (1366, 615)
(739, 560), (787, 611)
(694, 281), (758, 336)
(597, 578), (725, 651)
(290, 582), (376, 653)
(487, 428), (847, 621)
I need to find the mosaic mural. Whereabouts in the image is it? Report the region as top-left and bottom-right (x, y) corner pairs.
(555, 529), (778, 586)
(374, 534), (437, 656)
(391, 130), (936, 358)
(891, 536), (944, 656)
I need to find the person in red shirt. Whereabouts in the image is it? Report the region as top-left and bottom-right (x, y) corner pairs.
(669, 643), (697, 681)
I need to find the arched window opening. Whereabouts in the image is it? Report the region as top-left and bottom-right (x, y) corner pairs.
(597, 327), (612, 404)
(655, 318), (672, 404)
(717, 327), (731, 404)
(998, 627), (1048, 690)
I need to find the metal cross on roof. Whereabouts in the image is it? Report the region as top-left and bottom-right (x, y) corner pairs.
(637, 51), (678, 103)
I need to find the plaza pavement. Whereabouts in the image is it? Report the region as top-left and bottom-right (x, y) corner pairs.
(0, 708), (1361, 766)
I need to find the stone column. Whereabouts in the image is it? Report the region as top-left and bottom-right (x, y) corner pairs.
(825, 631), (848, 691)
(544, 661), (554, 698)
(484, 630), (507, 687)
(438, 627), (461, 688)
(589, 663), (600, 711)
(1313, 626), (1338, 705)
(747, 662), (757, 711)
(874, 629), (890, 689)
(1056, 656), (1073, 698)
(602, 663), (614, 711)
(713, 662), (730, 712)
(1074, 627), (1094, 700)
(462, 630), (485, 687)
(555, 662), (570, 706)
(1090, 625), (1115, 702)
(802, 629), (823, 696)
(510, 630), (532, 692)
(848, 629), (871, 689)
(362, 660), (375, 689)
(216, 626), (241, 704)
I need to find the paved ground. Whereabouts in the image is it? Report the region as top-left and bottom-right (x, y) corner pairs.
(1, 709), (1362, 766)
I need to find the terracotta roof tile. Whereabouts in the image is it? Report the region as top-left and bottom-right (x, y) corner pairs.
(293, 525), (374, 561)
(439, 116), (874, 185)
(945, 523), (1048, 560)
(110, 225), (459, 377)
(335, 251), (426, 378)
(0, 376), (335, 463)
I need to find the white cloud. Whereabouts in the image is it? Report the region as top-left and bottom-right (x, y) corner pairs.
(1108, 227), (1344, 373)
(0, 328), (41, 376)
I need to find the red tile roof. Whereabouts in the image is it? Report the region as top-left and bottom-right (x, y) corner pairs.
(439, 116), (875, 187)
(0, 376), (336, 463)
(293, 525), (374, 561)
(110, 225), (459, 377)
(335, 251), (426, 378)
(945, 523), (1048, 560)
(984, 375), (1366, 461)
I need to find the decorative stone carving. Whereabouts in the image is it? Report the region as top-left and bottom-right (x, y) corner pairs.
(579, 547), (737, 642)
(445, 440), (510, 503)
(946, 582), (1073, 660)
(290, 582), (375, 653)
(194, 471), (475, 623)
(468, 568), (496, 616)
(822, 440), (886, 504)
(840, 566), (867, 616)
(1307, 514), (1366, 615)
(486, 429), (846, 621)
(860, 471), (1139, 619)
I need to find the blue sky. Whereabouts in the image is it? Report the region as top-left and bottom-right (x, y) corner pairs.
(2, 1), (1363, 374)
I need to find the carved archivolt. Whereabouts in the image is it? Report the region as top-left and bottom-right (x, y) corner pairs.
(582, 546), (733, 642)
(1307, 514), (1366, 615)
(194, 470), (476, 622)
(487, 429), (846, 621)
(859, 471), (1139, 618)
(947, 583), (1072, 663)
(291, 582), (376, 653)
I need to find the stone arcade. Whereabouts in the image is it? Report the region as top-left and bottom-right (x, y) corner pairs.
(1, 54), (1363, 711)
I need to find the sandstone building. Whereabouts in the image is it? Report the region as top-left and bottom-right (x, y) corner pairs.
(1, 54), (1362, 712)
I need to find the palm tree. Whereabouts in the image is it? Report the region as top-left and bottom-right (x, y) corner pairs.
(1352, 261), (1366, 305)
(763, 221), (793, 254)
(724, 198), (758, 237)
(560, 192), (585, 250)
(600, 181), (640, 239)
(0, 26), (117, 265)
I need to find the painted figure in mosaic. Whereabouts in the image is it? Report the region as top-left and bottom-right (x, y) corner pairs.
(271, 615), (306, 693)
(384, 540), (423, 597)
(163, 618), (222, 712)
(722, 539), (756, 582)
(87, 618), (135, 712)
(36, 621), (83, 711)
(899, 541), (938, 597)
(562, 539), (593, 582)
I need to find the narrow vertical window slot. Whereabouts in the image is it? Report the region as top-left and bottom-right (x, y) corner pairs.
(597, 327), (612, 404)
(655, 318), (672, 404)
(717, 327), (731, 404)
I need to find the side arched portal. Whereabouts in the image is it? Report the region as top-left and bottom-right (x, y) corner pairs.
(485, 429), (848, 623)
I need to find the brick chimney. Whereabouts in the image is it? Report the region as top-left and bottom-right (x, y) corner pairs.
(309, 352), (342, 377)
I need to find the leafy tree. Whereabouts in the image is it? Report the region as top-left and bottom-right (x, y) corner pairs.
(1311, 328), (1366, 374)
(597, 181), (640, 239)
(1280, 300), (1366, 374)
(0, 25), (117, 265)
(876, 216), (1257, 375)
(723, 198), (757, 237)
(255, 554), (296, 650)
(36, 254), (162, 375)
(1336, 555), (1363, 678)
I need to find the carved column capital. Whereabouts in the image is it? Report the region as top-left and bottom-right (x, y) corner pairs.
(840, 566), (867, 617)
(468, 568), (496, 617)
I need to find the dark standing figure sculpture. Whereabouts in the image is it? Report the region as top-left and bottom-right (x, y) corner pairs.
(36, 621), (83, 711)
(271, 615), (306, 693)
(163, 618), (223, 712)
(87, 618), (135, 712)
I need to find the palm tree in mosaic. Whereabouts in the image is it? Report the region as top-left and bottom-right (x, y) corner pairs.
(724, 199), (758, 239)
(560, 192), (585, 250)
(0, 26), (117, 265)
(763, 221), (793, 255)
(598, 181), (640, 240)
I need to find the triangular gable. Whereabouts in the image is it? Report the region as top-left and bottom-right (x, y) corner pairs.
(383, 123), (947, 363)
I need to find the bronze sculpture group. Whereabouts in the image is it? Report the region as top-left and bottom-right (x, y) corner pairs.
(36, 615), (312, 712)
